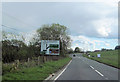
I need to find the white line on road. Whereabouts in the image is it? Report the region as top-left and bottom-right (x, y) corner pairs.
(89, 66), (108, 79)
(54, 60), (72, 80)
(95, 70), (104, 77)
(90, 65), (94, 69)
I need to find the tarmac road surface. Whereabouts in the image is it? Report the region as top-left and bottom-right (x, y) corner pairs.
(55, 54), (118, 81)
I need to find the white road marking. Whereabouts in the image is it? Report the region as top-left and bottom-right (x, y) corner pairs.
(90, 65), (94, 69)
(82, 57), (109, 80)
(54, 60), (72, 80)
(95, 70), (104, 77)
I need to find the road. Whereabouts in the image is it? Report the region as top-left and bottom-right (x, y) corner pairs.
(55, 54), (118, 81)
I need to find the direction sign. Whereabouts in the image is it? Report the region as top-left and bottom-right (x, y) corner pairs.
(41, 40), (60, 55)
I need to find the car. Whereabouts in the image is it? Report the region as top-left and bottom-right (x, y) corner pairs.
(73, 54), (76, 57)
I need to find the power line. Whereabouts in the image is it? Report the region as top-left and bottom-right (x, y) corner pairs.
(2, 25), (19, 31)
(2, 11), (39, 37)
(3, 11), (37, 28)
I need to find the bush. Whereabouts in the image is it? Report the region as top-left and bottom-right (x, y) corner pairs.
(2, 64), (13, 75)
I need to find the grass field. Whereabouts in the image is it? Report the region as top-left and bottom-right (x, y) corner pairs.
(83, 50), (119, 68)
(2, 57), (71, 81)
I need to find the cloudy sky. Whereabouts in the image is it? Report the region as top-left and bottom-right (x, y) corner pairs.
(2, 1), (118, 51)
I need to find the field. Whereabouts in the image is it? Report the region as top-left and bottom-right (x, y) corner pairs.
(83, 50), (119, 68)
(2, 57), (71, 81)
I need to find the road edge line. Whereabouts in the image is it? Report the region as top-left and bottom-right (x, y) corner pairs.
(54, 60), (72, 80)
(95, 70), (104, 77)
(90, 65), (94, 69)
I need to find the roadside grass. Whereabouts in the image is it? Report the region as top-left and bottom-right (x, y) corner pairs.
(83, 50), (119, 68)
(2, 57), (71, 81)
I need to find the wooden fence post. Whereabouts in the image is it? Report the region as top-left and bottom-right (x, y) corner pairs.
(44, 56), (46, 62)
(28, 58), (30, 67)
(38, 56), (40, 66)
(46, 56), (47, 61)
(42, 55), (44, 64)
(16, 60), (19, 68)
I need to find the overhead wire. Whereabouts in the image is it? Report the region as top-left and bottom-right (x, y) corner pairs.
(2, 11), (37, 28)
(2, 11), (38, 35)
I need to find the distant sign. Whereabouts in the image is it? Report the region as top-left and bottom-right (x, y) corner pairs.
(97, 54), (101, 58)
(41, 40), (60, 55)
(88, 55), (90, 57)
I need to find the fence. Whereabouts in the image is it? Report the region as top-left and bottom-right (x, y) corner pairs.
(2, 55), (63, 75)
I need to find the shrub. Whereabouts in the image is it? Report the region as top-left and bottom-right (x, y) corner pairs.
(2, 64), (13, 75)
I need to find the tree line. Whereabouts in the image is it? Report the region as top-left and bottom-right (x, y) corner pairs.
(2, 23), (71, 63)
(67, 47), (83, 54)
(2, 36), (40, 63)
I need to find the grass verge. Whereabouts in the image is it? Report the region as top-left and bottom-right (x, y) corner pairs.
(83, 50), (119, 69)
(2, 57), (71, 81)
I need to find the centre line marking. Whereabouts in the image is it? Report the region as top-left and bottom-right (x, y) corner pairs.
(95, 70), (104, 77)
(90, 65), (94, 69)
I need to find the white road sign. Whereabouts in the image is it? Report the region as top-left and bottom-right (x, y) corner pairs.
(97, 54), (101, 58)
(41, 40), (60, 55)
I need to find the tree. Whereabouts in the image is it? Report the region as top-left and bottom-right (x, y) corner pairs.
(115, 45), (120, 50)
(2, 31), (31, 62)
(101, 48), (106, 51)
(67, 48), (74, 54)
(35, 23), (71, 56)
(2, 39), (28, 62)
(74, 47), (81, 53)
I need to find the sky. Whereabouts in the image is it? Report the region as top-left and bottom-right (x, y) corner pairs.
(2, 1), (118, 51)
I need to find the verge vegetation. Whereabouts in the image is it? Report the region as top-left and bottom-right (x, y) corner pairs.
(3, 57), (71, 80)
(83, 50), (119, 68)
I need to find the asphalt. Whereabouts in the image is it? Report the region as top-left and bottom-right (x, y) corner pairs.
(55, 54), (118, 80)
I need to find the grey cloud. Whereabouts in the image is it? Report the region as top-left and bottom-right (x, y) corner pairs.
(2, 2), (118, 39)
